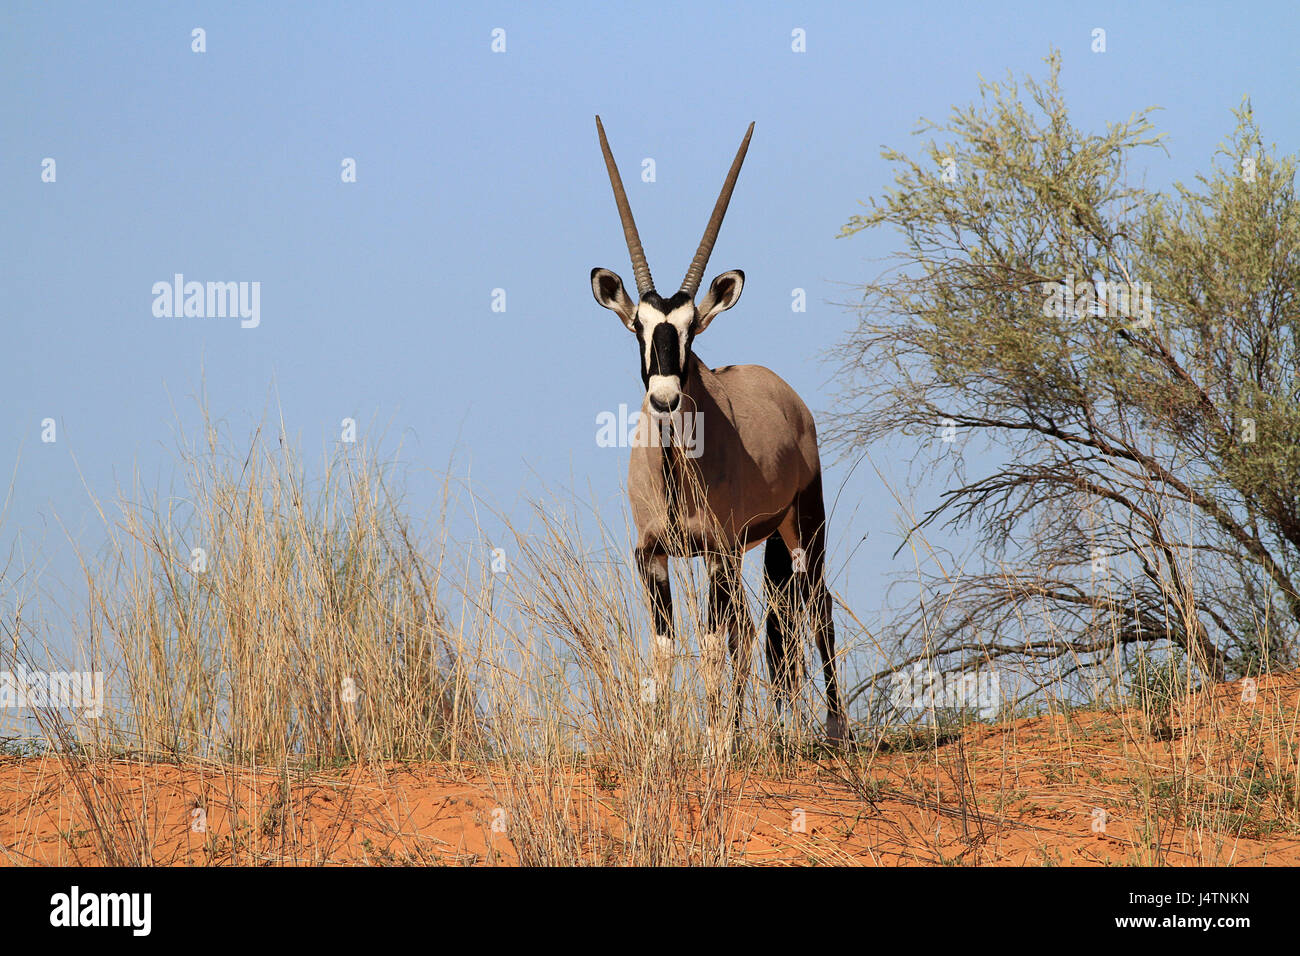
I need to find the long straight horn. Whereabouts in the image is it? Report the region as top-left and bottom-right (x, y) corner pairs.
(596, 115), (654, 297)
(681, 122), (754, 298)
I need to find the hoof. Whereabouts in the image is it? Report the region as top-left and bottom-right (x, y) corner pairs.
(825, 714), (853, 747)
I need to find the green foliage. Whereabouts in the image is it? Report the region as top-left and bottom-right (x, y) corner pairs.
(835, 51), (1300, 698)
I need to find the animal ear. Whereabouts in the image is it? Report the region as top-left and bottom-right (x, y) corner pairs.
(694, 270), (744, 333)
(591, 267), (637, 330)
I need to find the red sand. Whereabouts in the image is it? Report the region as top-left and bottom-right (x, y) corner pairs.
(3, 672), (1298, 865)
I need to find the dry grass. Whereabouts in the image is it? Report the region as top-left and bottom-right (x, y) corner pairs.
(2, 411), (1299, 865)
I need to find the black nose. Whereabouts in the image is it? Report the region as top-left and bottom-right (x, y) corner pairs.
(650, 394), (679, 414)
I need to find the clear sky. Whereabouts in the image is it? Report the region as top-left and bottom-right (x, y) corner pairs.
(3, 1), (1298, 662)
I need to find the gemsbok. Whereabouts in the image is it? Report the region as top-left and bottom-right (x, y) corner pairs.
(589, 116), (850, 746)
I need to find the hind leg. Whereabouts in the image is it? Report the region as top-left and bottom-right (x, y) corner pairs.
(783, 475), (851, 744)
(763, 532), (801, 720)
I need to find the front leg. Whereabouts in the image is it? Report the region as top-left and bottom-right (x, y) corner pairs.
(636, 546), (674, 709)
(705, 551), (746, 753)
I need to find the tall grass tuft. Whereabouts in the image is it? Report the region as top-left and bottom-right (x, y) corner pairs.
(72, 409), (478, 764)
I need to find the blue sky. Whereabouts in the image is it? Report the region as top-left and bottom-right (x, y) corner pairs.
(3, 1), (1298, 660)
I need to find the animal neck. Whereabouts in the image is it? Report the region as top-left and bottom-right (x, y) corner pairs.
(655, 351), (720, 537)
(681, 351), (712, 402)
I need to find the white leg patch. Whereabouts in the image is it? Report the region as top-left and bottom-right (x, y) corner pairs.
(652, 634), (674, 689)
(701, 632), (726, 682)
(703, 725), (734, 765)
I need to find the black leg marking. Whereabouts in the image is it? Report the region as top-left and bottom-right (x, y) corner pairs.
(763, 531), (800, 713)
(793, 474), (850, 743)
(636, 546), (672, 638)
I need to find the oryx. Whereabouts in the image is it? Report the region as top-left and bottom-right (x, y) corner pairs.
(589, 116), (849, 745)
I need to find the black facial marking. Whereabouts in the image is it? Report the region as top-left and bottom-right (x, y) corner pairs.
(634, 290), (698, 387)
(641, 290), (692, 313)
(649, 322), (679, 377)
(681, 326), (696, 385)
